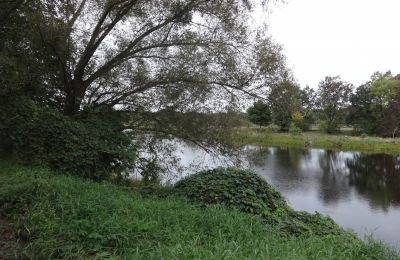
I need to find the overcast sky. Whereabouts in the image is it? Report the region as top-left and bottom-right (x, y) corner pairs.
(266, 0), (400, 88)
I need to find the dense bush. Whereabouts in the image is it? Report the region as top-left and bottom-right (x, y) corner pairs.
(174, 168), (288, 215)
(0, 98), (136, 180)
(174, 168), (343, 236)
(289, 122), (302, 135)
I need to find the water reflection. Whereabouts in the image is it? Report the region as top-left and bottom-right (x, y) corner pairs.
(317, 151), (351, 206)
(243, 146), (400, 248)
(346, 153), (400, 211)
(246, 147), (400, 210)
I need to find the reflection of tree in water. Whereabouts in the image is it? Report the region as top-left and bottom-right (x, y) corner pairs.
(245, 147), (271, 167)
(246, 146), (310, 175)
(346, 153), (400, 211)
(317, 151), (351, 205)
(274, 147), (311, 172)
(265, 147), (313, 186)
(246, 147), (400, 211)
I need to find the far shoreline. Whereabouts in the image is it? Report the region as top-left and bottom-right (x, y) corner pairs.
(229, 128), (400, 155)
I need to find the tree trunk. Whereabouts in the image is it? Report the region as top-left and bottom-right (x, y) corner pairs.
(63, 79), (86, 116)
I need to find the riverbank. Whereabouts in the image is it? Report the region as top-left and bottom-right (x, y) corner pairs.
(1, 161), (398, 259)
(230, 128), (400, 154)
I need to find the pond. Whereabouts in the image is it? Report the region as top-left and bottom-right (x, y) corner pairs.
(165, 143), (400, 249)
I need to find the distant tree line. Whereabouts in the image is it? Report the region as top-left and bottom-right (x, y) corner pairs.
(247, 71), (400, 137)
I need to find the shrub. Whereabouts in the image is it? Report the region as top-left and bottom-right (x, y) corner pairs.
(173, 168), (343, 236)
(0, 99), (136, 180)
(291, 112), (304, 126)
(174, 168), (288, 215)
(289, 122), (302, 135)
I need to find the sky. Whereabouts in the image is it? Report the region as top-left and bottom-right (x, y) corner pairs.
(265, 0), (400, 88)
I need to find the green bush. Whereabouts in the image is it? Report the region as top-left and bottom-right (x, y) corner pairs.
(173, 168), (343, 236)
(0, 99), (136, 180)
(174, 168), (288, 215)
(289, 122), (302, 135)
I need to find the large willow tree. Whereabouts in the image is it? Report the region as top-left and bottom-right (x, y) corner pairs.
(1, 0), (287, 177)
(2, 0), (285, 115)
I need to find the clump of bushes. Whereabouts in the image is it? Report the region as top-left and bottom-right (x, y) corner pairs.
(289, 122), (302, 135)
(174, 168), (343, 236)
(174, 168), (288, 215)
(0, 99), (136, 180)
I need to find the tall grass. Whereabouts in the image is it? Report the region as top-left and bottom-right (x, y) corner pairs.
(0, 161), (398, 259)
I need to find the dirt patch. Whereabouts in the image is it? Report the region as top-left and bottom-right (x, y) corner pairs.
(0, 218), (21, 260)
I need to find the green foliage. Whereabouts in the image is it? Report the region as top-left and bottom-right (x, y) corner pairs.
(291, 111), (304, 126)
(347, 71), (400, 137)
(1, 162), (397, 259)
(247, 100), (271, 127)
(317, 76), (353, 134)
(174, 168), (288, 215)
(0, 99), (136, 180)
(348, 83), (383, 135)
(269, 80), (302, 131)
(370, 71), (400, 102)
(268, 80), (314, 131)
(173, 168), (344, 236)
(291, 111), (309, 131)
(289, 123), (302, 135)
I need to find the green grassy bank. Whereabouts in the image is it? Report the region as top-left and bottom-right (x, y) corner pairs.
(1, 161), (398, 259)
(230, 128), (400, 154)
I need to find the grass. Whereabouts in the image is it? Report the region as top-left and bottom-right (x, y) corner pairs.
(230, 127), (400, 154)
(1, 161), (398, 259)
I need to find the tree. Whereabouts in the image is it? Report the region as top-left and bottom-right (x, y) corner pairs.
(247, 100), (271, 127)
(0, 1), (48, 99)
(347, 71), (400, 137)
(268, 79), (302, 131)
(7, 0), (283, 117)
(291, 111), (304, 127)
(1, 1), (287, 178)
(370, 71), (400, 103)
(317, 76), (353, 133)
(299, 86), (316, 130)
(347, 83), (383, 135)
(372, 72), (400, 137)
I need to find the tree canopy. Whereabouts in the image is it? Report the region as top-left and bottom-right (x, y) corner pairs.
(1, 0), (285, 116)
(247, 100), (271, 127)
(317, 76), (353, 133)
